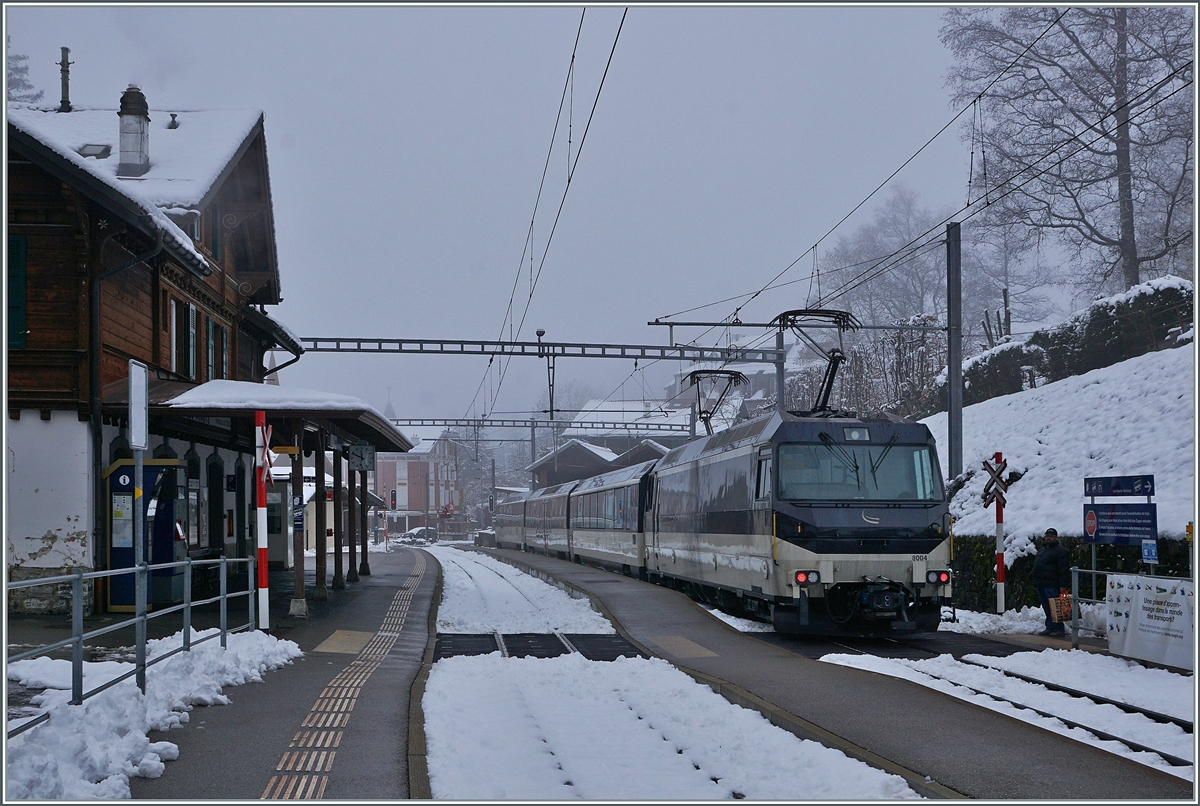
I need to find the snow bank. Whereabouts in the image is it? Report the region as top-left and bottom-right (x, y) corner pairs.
(424, 653), (920, 800)
(6, 628), (301, 799)
(923, 345), (1194, 544)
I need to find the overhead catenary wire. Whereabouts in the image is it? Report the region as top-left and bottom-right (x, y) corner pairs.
(658, 8), (1073, 331)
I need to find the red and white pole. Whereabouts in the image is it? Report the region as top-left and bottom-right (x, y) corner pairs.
(995, 451), (1005, 614)
(255, 411), (270, 631)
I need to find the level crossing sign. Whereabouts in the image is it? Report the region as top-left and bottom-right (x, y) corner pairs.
(982, 456), (1008, 508)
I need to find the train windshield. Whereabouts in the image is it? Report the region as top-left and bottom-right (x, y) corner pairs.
(777, 440), (943, 502)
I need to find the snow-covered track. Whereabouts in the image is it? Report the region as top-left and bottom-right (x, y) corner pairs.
(900, 663), (1192, 768)
(954, 657), (1193, 734)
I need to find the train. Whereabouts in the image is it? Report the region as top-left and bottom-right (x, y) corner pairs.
(494, 408), (953, 636)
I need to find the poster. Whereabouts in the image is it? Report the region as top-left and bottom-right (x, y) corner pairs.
(1106, 574), (1194, 671)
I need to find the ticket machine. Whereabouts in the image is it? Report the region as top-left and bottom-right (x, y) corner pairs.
(105, 459), (187, 611)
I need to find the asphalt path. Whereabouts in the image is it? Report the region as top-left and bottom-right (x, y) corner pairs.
(483, 547), (1193, 801)
(128, 548), (435, 800)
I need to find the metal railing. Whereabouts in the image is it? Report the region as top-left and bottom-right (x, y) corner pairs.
(6, 556), (255, 739)
(1068, 565), (1190, 651)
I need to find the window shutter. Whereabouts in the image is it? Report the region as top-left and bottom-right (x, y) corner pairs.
(187, 304), (197, 378)
(206, 318), (215, 380)
(170, 299), (177, 371)
(7, 236), (27, 349)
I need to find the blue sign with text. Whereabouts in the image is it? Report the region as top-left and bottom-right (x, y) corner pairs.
(1083, 475), (1155, 497)
(1141, 538), (1159, 564)
(1083, 502), (1158, 545)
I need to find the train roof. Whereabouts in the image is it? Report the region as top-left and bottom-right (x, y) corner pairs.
(571, 459), (658, 494)
(526, 479), (578, 500)
(655, 410), (935, 472)
(656, 413), (779, 472)
(497, 489), (531, 505)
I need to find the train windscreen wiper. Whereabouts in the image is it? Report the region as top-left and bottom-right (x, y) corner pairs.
(818, 432), (860, 488)
(868, 434), (899, 489)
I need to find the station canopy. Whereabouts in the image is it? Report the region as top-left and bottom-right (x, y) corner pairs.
(102, 377), (412, 455)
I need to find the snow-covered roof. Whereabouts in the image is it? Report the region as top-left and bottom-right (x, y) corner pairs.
(7, 103), (263, 276)
(527, 439), (619, 472)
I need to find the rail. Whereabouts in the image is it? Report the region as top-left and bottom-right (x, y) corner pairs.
(6, 556), (256, 739)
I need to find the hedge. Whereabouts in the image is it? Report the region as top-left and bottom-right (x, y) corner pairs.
(949, 534), (1194, 614)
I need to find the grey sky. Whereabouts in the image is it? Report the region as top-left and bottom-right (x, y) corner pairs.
(8, 4), (970, 420)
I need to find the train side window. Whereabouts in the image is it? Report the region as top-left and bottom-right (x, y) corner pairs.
(755, 448), (772, 500)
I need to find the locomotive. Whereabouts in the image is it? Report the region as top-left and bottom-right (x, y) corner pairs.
(494, 408), (953, 636)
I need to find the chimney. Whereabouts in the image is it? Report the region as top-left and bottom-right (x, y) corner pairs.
(117, 84), (150, 177)
(57, 47), (73, 113)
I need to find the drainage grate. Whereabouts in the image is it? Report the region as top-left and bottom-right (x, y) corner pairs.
(434, 633), (498, 660)
(501, 633), (571, 659)
(564, 634), (649, 661)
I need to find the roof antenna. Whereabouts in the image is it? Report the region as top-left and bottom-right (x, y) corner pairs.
(57, 47), (73, 113)
(167, 113), (179, 129)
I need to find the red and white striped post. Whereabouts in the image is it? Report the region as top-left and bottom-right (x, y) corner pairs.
(255, 411), (271, 631)
(994, 451), (1005, 614)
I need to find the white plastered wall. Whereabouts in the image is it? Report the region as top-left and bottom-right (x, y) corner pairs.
(6, 412), (94, 570)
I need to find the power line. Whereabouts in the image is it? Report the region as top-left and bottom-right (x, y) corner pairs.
(659, 8), (1073, 330)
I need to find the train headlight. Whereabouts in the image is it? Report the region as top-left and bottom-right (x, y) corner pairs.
(926, 570), (951, 585)
(794, 570), (821, 585)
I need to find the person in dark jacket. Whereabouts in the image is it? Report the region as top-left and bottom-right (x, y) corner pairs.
(1029, 527), (1071, 636)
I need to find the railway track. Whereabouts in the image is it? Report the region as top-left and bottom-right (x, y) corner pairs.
(757, 630), (1193, 771)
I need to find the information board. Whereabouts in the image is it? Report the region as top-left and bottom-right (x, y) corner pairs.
(1083, 502), (1158, 545)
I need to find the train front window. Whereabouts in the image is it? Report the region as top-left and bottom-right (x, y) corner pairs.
(777, 441), (943, 502)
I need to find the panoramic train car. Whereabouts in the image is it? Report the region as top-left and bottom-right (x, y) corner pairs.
(567, 459), (658, 575)
(646, 410), (952, 635)
(494, 490), (530, 551)
(524, 480), (576, 559)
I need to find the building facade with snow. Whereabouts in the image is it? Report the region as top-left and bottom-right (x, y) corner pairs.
(6, 86), (302, 613)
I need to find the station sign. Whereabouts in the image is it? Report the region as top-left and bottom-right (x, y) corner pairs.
(293, 494), (304, 530)
(1083, 502), (1157, 545)
(1084, 475), (1155, 497)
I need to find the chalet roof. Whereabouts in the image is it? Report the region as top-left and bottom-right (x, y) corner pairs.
(7, 103), (278, 293)
(526, 439), (618, 472)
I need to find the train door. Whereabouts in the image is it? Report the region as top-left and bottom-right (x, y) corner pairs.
(644, 474), (660, 573)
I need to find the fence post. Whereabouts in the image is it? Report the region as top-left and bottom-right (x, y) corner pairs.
(71, 569), (84, 705)
(220, 556), (228, 649)
(135, 563), (147, 694)
(248, 555), (257, 634)
(1070, 566), (1079, 651)
(183, 559), (193, 651)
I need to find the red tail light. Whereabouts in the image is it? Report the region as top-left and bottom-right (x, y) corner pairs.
(794, 570), (821, 585)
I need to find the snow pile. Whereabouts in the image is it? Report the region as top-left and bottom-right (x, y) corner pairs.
(940, 604), (1107, 635)
(5, 628), (301, 799)
(821, 651), (1192, 779)
(424, 653), (921, 800)
(424, 545), (613, 634)
(967, 648), (1194, 720)
(923, 345), (1194, 544)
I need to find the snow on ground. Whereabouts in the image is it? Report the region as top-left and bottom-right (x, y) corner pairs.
(821, 652), (1193, 780)
(5, 628), (300, 799)
(422, 544), (612, 634)
(701, 605), (774, 632)
(424, 653), (920, 800)
(922, 345), (1194, 548)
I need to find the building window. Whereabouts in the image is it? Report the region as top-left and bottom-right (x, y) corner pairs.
(174, 301), (197, 379)
(206, 318), (215, 381)
(8, 235), (27, 348)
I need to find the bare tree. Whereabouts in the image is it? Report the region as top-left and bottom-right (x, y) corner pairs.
(963, 214), (1060, 338)
(820, 185), (950, 325)
(6, 36), (44, 104)
(942, 7), (1194, 292)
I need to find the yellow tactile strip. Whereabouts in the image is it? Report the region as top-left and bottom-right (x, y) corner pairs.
(263, 551), (426, 799)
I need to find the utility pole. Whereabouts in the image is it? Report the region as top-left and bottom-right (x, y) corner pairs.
(946, 222), (963, 479)
(775, 328), (786, 413)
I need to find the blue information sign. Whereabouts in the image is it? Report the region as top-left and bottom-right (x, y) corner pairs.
(1083, 475), (1155, 497)
(1141, 538), (1159, 564)
(1083, 502), (1158, 545)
